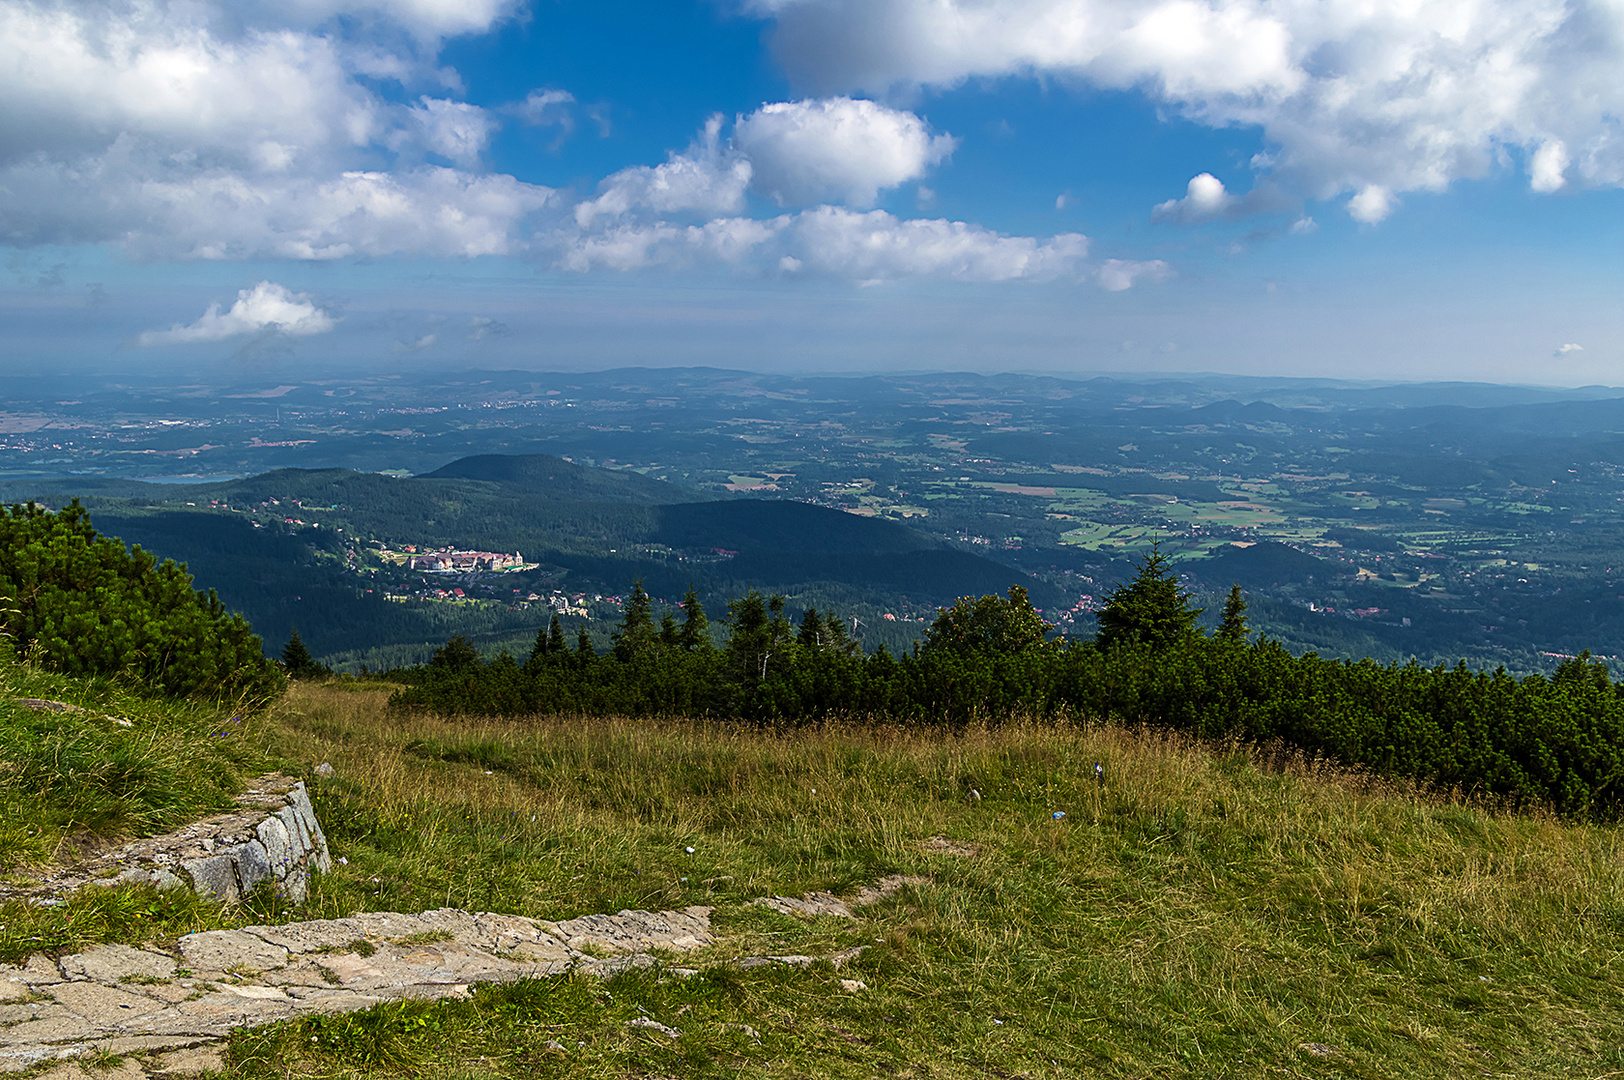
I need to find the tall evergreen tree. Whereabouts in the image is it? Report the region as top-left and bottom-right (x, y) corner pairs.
(547, 614), (566, 655)
(679, 585), (710, 651)
(281, 627), (323, 679)
(798, 608), (826, 651)
(612, 580), (656, 662)
(1216, 584), (1250, 643)
(429, 634), (481, 673)
(1094, 542), (1203, 652)
(726, 590), (793, 680)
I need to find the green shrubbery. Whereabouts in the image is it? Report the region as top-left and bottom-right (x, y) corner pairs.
(393, 551), (1624, 818)
(0, 501), (282, 700)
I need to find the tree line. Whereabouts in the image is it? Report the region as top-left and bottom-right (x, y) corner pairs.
(386, 546), (1624, 819)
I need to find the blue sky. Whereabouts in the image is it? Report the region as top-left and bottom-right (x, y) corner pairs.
(3, 0), (1623, 383)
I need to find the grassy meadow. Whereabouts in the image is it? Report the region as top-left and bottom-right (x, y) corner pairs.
(241, 683), (1624, 1078)
(4, 671), (1624, 1076)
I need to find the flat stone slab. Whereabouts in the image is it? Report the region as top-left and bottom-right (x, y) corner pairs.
(0, 902), (718, 1072)
(0, 869), (915, 1075)
(753, 874), (927, 919)
(59, 946), (175, 984)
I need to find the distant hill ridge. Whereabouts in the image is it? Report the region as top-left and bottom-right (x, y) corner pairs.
(419, 453), (698, 505)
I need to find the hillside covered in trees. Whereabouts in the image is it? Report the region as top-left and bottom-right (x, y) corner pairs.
(10, 455), (1056, 666)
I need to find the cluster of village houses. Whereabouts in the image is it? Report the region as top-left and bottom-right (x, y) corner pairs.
(381, 546), (532, 573)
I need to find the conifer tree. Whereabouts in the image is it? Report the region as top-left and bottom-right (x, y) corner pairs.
(1094, 541), (1203, 652)
(525, 623), (551, 674)
(281, 627), (322, 679)
(1216, 584), (1250, 643)
(0, 500), (280, 699)
(798, 608), (825, 651)
(678, 585), (710, 651)
(612, 580), (655, 661)
(429, 634), (481, 673)
(726, 590), (792, 680)
(547, 614), (565, 655)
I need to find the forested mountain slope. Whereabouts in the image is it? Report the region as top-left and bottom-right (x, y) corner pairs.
(8, 455), (1046, 666)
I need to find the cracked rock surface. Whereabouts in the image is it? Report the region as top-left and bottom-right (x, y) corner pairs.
(0, 904), (718, 1074)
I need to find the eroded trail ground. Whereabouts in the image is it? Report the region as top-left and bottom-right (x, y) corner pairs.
(0, 881), (918, 1077)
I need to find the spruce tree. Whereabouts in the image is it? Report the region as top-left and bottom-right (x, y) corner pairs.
(1094, 541), (1203, 652)
(726, 590), (792, 680)
(1216, 584), (1250, 643)
(798, 607), (825, 651)
(429, 634), (481, 673)
(525, 623), (551, 674)
(547, 614), (566, 655)
(612, 580), (655, 662)
(281, 627), (320, 679)
(678, 585), (710, 651)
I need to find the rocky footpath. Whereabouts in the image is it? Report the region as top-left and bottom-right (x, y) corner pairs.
(2, 885), (913, 1077)
(0, 904), (725, 1076)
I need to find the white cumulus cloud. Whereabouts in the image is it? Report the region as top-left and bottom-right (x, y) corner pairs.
(1530, 140), (1570, 194)
(1347, 185), (1395, 225)
(575, 116), (753, 228)
(786, 207), (1086, 281)
(558, 205), (1096, 284)
(279, 0), (519, 40)
(734, 97), (957, 207)
(0, 0), (549, 258)
(139, 282), (334, 345)
(1152, 172), (1232, 223)
(750, 0), (1624, 218)
(1555, 342), (1584, 356)
(408, 98), (496, 166)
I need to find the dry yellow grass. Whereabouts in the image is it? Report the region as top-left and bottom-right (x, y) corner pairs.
(226, 681), (1624, 1077)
